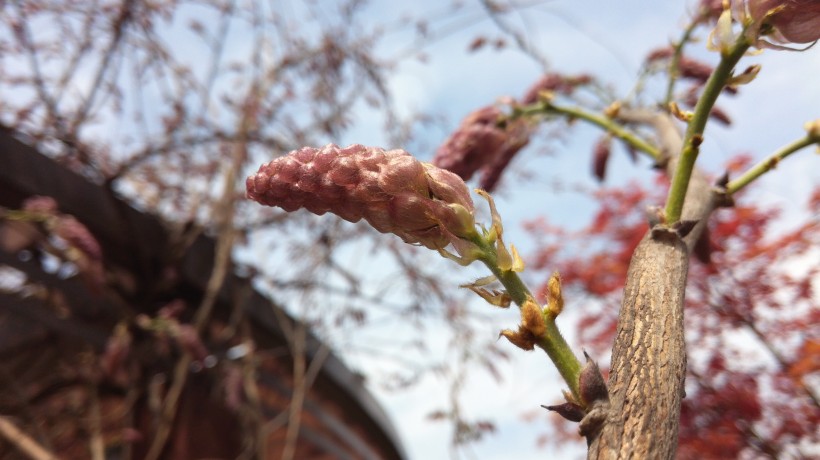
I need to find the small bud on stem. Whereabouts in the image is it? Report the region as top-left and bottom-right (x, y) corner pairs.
(547, 272), (564, 317)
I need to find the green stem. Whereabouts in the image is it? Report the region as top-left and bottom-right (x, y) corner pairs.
(520, 102), (662, 161)
(664, 38), (750, 223)
(471, 233), (583, 400)
(472, 235), (532, 306)
(538, 318), (583, 401)
(664, 17), (700, 106)
(1, 209), (52, 223)
(726, 135), (820, 194)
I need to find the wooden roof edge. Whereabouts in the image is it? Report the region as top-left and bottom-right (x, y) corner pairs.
(0, 129), (407, 460)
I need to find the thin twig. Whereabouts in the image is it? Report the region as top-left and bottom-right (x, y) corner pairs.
(665, 35), (751, 223)
(270, 305), (332, 460)
(143, 116), (246, 460)
(11, 0), (69, 141)
(69, 0), (135, 133)
(477, 0), (549, 69)
(726, 135), (820, 195)
(518, 102), (663, 161)
(664, 16), (701, 106)
(0, 417), (59, 460)
(87, 381), (105, 460)
(280, 323), (307, 460)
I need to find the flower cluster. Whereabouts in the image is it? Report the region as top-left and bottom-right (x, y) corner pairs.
(432, 73), (593, 192)
(246, 144), (477, 250)
(431, 106), (531, 192)
(432, 107), (511, 179)
(0, 195), (106, 292)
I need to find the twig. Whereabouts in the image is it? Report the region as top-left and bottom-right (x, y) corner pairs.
(726, 134), (820, 195)
(268, 299), (332, 460)
(143, 193), (238, 460)
(0, 417), (59, 460)
(143, 118), (245, 460)
(11, 0), (66, 139)
(281, 323), (307, 460)
(665, 35), (751, 223)
(477, 0), (549, 69)
(68, 0), (135, 133)
(470, 230), (583, 400)
(518, 101), (663, 161)
(88, 382), (105, 460)
(240, 343), (265, 460)
(664, 16), (702, 106)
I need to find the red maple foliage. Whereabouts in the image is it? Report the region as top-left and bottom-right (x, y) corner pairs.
(525, 168), (820, 458)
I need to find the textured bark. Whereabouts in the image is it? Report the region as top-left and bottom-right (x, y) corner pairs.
(587, 233), (688, 459)
(586, 109), (724, 458)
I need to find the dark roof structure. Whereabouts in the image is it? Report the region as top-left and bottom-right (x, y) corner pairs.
(0, 128), (406, 460)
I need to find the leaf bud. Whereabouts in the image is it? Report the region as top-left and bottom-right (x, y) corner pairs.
(547, 272), (564, 317)
(579, 351), (609, 407)
(499, 327), (536, 351)
(521, 298), (546, 337)
(541, 402), (585, 423)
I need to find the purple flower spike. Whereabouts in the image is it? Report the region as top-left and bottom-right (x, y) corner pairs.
(432, 106), (532, 191)
(246, 144), (477, 250)
(432, 106), (508, 181)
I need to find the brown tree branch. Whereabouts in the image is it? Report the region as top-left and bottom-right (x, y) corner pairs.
(587, 232), (688, 458)
(586, 108), (723, 458)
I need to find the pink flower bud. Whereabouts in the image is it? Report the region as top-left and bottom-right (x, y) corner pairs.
(247, 144), (476, 250)
(433, 106), (532, 191)
(698, 0), (725, 21)
(432, 106), (508, 181)
(678, 56), (715, 84)
(734, 0), (820, 45)
(478, 119), (531, 192)
(645, 47), (675, 63)
(592, 135), (612, 182)
(53, 216), (103, 262)
(53, 215), (106, 292)
(22, 195), (59, 214)
(175, 324), (209, 362)
(520, 73), (592, 104)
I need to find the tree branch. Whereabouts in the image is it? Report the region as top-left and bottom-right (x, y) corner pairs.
(587, 232), (688, 458)
(587, 109), (722, 457)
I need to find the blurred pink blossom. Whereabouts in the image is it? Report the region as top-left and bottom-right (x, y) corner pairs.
(520, 73), (592, 104)
(432, 106), (531, 191)
(432, 106), (508, 181)
(22, 195), (59, 214)
(734, 0), (820, 45)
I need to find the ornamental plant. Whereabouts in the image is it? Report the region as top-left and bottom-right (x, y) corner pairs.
(247, 2), (820, 457)
(247, 140), (598, 405)
(2, 0), (818, 458)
